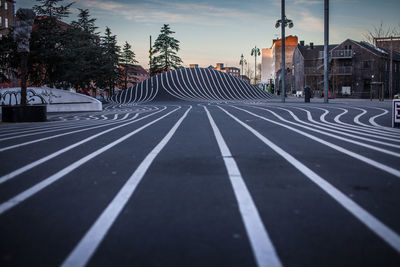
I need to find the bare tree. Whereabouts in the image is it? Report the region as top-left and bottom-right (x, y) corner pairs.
(363, 21), (399, 44)
(245, 64), (254, 83)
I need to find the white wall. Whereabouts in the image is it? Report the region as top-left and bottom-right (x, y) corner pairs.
(0, 87), (102, 112)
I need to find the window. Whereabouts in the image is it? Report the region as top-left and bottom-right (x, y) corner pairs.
(5, 18), (8, 28)
(349, 45), (352, 50)
(362, 61), (371, 69)
(5, 2), (8, 10)
(0, 16), (2, 26)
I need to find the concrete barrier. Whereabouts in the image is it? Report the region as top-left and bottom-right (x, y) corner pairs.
(0, 87), (102, 112)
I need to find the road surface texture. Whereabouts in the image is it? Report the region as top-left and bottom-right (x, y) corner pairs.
(1, 96), (399, 267)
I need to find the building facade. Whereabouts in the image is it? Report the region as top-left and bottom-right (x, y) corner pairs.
(0, 0), (14, 38)
(120, 64), (150, 88)
(261, 35), (298, 86)
(292, 42), (337, 96)
(374, 37), (400, 53)
(213, 63), (240, 78)
(292, 39), (400, 98)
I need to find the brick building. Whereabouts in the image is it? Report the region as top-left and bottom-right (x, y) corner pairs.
(119, 64), (150, 88)
(0, 0), (15, 88)
(261, 35), (298, 87)
(374, 37), (400, 53)
(292, 42), (337, 96)
(0, 0), (14, 38)
(213, 63), (240, 78)
(293, 39), (400, 98)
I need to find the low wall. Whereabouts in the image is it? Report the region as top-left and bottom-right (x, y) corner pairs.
(0, 87), (102, 112)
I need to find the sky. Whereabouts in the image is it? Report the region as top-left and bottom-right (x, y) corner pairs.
(16, 0), (400, 70)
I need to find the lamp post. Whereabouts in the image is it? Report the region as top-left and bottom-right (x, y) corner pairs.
(324, 0), (329, 103)
(239, 54), (246, 79)
(370, 74), (374, 101)
(251, 47), (260, 85)
(149, 35), (153, 76)
(275, 0), (293, 102)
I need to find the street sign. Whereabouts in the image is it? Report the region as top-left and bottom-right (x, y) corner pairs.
(393, 99), (400, 127)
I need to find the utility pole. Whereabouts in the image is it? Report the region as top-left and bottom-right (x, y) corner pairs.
(370, 75), (374, 101)
(239, 54), (246, 79)
(149, 35), (153, 76)
(324, 0), (329, 103)
(389, 36), (393, 99)
(275, 0), (293, 102)
(281, 0), (285, 102)
(251, 47), (260, 85)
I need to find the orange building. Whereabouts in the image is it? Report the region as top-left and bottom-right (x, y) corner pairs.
(213, 63), (240, 78)
(261, 35), (298, 83)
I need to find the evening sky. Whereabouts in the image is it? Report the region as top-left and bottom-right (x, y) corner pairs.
(16, 0), (400, 70)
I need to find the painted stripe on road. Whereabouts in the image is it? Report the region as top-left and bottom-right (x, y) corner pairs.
(234, 106), (400, 178)
(219, 105), (400, 253)
(0, 108), (168, 185)
(0, 107), (181, 215)
(204, 106), (282, 267)
(61, 106), (192, 267)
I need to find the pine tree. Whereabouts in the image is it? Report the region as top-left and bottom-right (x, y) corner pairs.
(63, 8), (103, 93)
(98, 27), (121, 97)
(0, 29), (19, 85)
(151, 24), (182, 74)
(120, 41), (138, 89)
(29, 0), (73, 87)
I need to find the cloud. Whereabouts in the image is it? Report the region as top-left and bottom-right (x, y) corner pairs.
(78, 0), (269, 26)
(292, 0), (321, 5)
(288, 8), (324, 33)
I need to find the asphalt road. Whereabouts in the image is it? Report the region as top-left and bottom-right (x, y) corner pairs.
(0, 98), (399, 267)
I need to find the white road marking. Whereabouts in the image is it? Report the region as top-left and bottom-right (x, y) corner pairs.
(0, 108), (168, 185)
(273, 106), (400, 151)
(219, 105), (400, 253)
(0, 114), (140, 153)
(61, 106), (191, 267)
(0, 107), (181, 215)
(235, 105), (400, 177)
(204, 106), (282, 267)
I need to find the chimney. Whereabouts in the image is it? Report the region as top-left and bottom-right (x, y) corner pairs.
(300, 40), (305, 46)
(310, 42), (314, 49)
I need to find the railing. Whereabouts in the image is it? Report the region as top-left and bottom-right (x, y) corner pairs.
(319, 49), (353, 59)
(332, 49), (353, 58)
(304, 66), (352, 75)
(332, 66), (353, 74)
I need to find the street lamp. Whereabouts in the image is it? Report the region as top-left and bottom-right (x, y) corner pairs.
(251, 46), (260, 85)
(370, 74), (374, 101)
(239, 54), (247, 79)
(275, 0), (293, 102)
(323, 0), (329, 103)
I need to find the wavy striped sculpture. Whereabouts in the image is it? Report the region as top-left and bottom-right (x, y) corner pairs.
(110, 68), (274, 104)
